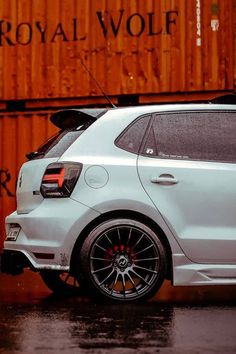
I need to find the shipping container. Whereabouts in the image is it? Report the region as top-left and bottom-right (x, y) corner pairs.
(0, 0), (234, 105)
(0, 111), (58, 247)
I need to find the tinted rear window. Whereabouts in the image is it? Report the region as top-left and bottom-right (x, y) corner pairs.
(29, 123), (90, 160)
(142, 111), (236, 163)
(39, 129), (83, 158)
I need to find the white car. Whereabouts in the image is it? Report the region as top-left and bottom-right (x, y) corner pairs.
(1, 103), (236, 302)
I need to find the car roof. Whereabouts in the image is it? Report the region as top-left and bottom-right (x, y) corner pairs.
(50, 103), (236, 129)
(104, 103), (236, 120)
(110, 103), (236, 113)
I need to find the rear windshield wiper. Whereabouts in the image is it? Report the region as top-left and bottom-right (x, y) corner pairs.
(26, 151), (45, 160)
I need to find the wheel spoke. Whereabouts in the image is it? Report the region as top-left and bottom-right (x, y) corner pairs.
(131, 269), (150, 286)
(127, 227), (132, 245)
(64, 273), (70, 283)
(127, 271), (139, 294)
(110, 271), (119, 294)
(132, 233), (144, 250)
(98, 269), (115, 286)
(132, 244), (154, 257)
(117, 228), (121, 244)
(95, 243), (111, 255)
(134, 257), (159, 262)
(92, 264), (112, 274)
(105, 233), (112, 245)
(70, 276), (79, 288)
(91, 256), (112, 262)
(133, 264), (157, 274)
(121, 274), (126, 297)
(68, 275), (79, 288)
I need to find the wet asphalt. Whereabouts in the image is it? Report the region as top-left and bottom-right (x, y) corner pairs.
(1, 273), (236, 353)
(1, 298), (236, 354)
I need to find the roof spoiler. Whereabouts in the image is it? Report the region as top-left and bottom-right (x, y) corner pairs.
(210, 94), (236, 104)
(50, 108), (109, 129)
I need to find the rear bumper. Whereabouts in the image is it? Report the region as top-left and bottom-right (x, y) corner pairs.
(4, 198), (100, 271)
(0, 250), (32, 275)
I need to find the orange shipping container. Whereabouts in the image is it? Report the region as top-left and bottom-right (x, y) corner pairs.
(0, 0), (234, 104)
(0, 111), (58, 247)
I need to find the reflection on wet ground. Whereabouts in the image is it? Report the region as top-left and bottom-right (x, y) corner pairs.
(0, 299), (171, 353)
(1, 297), (236, 353)
(1, 272), (236, 353)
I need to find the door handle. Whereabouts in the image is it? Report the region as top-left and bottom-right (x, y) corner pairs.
(151, 174), (178, 185)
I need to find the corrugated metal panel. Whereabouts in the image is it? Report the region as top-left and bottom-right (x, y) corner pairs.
(0, 0), (234, 101)
(0, 111), (58, 247)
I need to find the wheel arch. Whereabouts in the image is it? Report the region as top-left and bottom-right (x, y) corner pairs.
(70, 209), (173, 281)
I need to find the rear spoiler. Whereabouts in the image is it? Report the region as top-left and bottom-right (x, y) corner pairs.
(50, 108), (109, 129)
(210, 94), (236, 104)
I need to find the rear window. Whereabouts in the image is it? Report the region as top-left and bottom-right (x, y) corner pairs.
(27, 123), (90, 160)
(38, 129), (83, 158)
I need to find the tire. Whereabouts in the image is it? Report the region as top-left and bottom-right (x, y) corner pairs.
(40, 270), (81, 295)
(78, 219), (168, 302)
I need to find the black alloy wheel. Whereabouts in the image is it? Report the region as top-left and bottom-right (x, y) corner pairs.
(40, 270), (81, 295)
(79, 219), (167, 302)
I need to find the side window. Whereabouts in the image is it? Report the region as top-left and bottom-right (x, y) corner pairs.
(115, 115), (150, 154)
(142, 111), (236, 163)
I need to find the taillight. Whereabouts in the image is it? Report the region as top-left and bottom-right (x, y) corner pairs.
(40, 162), (82, 198)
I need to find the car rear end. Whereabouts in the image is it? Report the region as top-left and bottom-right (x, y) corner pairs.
(1, 109), (107, 275)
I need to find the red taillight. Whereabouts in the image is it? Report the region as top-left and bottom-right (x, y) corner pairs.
(40, 162), (82, 198)
(42, 167), (65, 188)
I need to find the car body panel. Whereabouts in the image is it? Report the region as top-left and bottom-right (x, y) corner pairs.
(16, 158), (59, 214)
(138, 156), (236, 264)
(5, 198), (100, 269)
(172, 254), (236, 285)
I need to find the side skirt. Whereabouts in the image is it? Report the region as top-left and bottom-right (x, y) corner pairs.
(173, 254), (236, 285)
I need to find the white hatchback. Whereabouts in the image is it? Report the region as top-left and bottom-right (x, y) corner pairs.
(2, 103), (236, 302)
